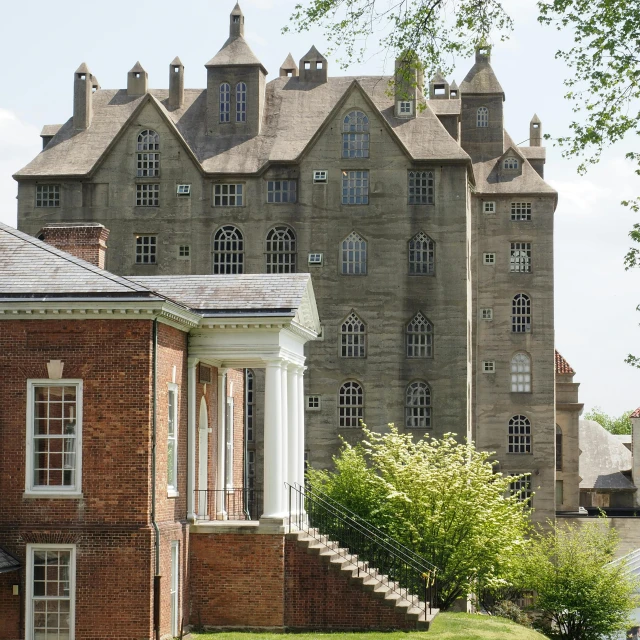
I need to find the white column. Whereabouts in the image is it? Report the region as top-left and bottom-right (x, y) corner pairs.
(287, 364), (299, 492)
(297, 366), (306, 489)
(280, 363), (289, 512)
(262, 361), (283, 519)
(216, 368), (227, 519)
(186, 358), (199, 522)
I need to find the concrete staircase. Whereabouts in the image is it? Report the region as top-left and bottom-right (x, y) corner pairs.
(286, 528), (440, 630)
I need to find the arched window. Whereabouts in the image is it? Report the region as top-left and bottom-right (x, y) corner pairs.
(504, 157), (519, 170)
(341, 232), (367, 275)
(245, 370), (255, 444)
(342, 110), (370, 158)
(556, 425), (563, 471)
(508, 415), (532, 454)
(136, 129), (160, 177)
(405, 381), (431, 429)
(409, 232), (435, 275)
(236, 82), (247, 123)
(266, 226), (296, 273)
(338, 381), (363, 428)
(511, 294), (531, 333)
(510, 353), (531, 392)
(340, 312), (366, 357)
(406, 312), (433, 358)
(477, 107), (489, 127)
(213, 225), (244, 274)
(220, 83), (231, 123)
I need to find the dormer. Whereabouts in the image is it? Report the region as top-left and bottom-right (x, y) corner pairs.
(73, 63), (93, 130)
(497, 147), (524, 181)
(394, 51), (423, 118)
(298, 46), (327, 84)
(530, 114), (542, 146)
(127, 61), (148, 96)
(280, 53), (298, 78)
(429, 71), (450, 99)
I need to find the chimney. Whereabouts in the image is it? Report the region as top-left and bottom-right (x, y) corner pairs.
(73, 63), (93, 130)
(169, 57), (184, 109)
(39, 223), (110, 270)
(279, 53), (298, 78)
(299, 46), (327, 84)
(530, 114), (542, 146)
(476, 44), (492, 64)
(230, 3), (245, 38)
(429, 71), (450, 100)
(127, 61), (148, 96)
(632, 408), (640, 503)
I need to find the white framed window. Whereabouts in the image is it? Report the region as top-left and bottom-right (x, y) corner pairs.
(36, 185), (60, 208)
(213, 225), (244, 274)
(178, 245), (190, 259)
(483, 201), (495, 213)
(405, 381), (431, 429)
(511, 202), (532, 221)
(26, 544), (76, 640)
(342, 110), (370, 158)
(341, 170), (369, 204)
(408, 171), (435, 205)
(167, 383), (178, 495)
(477, 107), (489, 127)
(508, 415), (532, 454)
(338, 381), (363, 428)
(341, 232), (367, 275)
(511, 352), (531, 392)
(406, 312), (433, 358)
(408, 231), (435, 275)
(220, 83), (230, 123)
(512, 293), (531, 333)
(136, 130), (160, 178)
(483, 252), (496, 265)
(481, 308), (493, 320)
(245, 370), (255, 443)
(510, 242), (532, 273)
(236, 82), (247, 123)
(213, 184), (243, 206)
(308, 253), (323, 266)
(509, 474), (532, 505)
(341, 311), (366, 357)
(504, 157), (519, 170)
(306, 395), (321, 411)
(26, 381), (83, 496)
(170, 542), (179, 637)
(266, 226), (296, 273)
(267, 180), (297, 203)
(136, 184), (159, 207)
(135, 235), (157, 264)
(398, 101), (413, 116)
(313, 170), (328, 183)
(482, 361), (495, 373)
(177, 184), (191, 196)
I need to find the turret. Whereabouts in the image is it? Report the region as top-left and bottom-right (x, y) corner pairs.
(73, 63), (93, 130)
(230, 2), (244, 38)
(280, 53), (298, 78)
(127, 61), (148, 96)
(299, 46), (327, 84)
(530, 114), (542, 146)
(394, 51), (423, 118)
(429, 71), (450, 99)
(169, 57), (185, 109)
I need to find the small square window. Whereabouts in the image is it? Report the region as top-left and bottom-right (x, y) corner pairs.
(313, 170), (328, 183)
(511, 202), (532, 221)
(483, 201), (495, 213)
(306, 395), (321, 411)
(308, 253), (323, 265)
(399, 101), (413, 115)
(178, 245), (190, 259)
(136, 235), (157, 264)
(36, 185), (60, 208)
(481, 308), (493, 320)
(483, 361), (496, 373)
(177, 184), (191, 196)
(483, 253), (496, 265)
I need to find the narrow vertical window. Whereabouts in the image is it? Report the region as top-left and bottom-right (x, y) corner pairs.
(342, 110), (370, 158)
(266, 226), (296, 273)
(338, 381), (363, 428)
(340, 311), (366, 357)
(245, 370), (254, 443)
(341, 171), (369, 204)
(511, 293), (531, 333)
(511, 353), (531, 392)
(477, 107), (489, 127)
(409, 232), (435, 274)
(556, 425), (563, 471)
(135, 235), (157, 264)
(213, 225), (244, 274)
(508, 415), (532, 454)
(341, 232), (367, 275)
(220, 83), (230, 122)
(136, 129), (160, 177)
(167, 384), (178, 493)
(406, 312), (433, 358)
(408, 171), (435, 204)
(405, 381), (431, 429)
(510, 242), (532, 273)
(236, 82), (247, 123)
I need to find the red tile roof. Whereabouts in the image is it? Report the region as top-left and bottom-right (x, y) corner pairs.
(631, 408), (640, 419)
(555, 350), (575, 375)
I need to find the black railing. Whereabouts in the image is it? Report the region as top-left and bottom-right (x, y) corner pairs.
(287, 482), (438, 616)
(194, 488), (263, 521)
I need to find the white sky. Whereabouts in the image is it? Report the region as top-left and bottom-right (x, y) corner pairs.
(0, 0), (638, 415)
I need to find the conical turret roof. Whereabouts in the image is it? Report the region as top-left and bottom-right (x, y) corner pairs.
(459, 55), (503, 97)
(170, 56), (183, 67)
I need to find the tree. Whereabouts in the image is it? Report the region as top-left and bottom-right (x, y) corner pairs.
(584, 407), (634, 435)
(520, 518), (638, 640)
(307, 424), (531, 610)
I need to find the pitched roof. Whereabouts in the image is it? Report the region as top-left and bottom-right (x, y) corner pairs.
(206, 36), (266, 72)
(459, 60), (504, 97)
(555, 350), (575, 375)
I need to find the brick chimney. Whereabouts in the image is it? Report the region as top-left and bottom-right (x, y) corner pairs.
(39, 223), (110, 269)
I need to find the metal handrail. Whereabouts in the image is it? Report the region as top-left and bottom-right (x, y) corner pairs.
(287, 482), (438, 616)
(193, 488), (262, 521)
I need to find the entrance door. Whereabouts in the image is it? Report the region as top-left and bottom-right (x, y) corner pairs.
(198, 397), (208, 518)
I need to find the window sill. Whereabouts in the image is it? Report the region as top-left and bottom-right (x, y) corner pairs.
(23, 491), (83, 500)
(167, 490), (179, 498)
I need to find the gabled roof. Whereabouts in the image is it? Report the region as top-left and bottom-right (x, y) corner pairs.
(459, 59), (504, 97)
(555, 350), (575, 375)
(206, 36), (267, 73)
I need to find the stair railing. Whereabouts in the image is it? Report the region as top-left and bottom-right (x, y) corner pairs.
(287, 482), (438, 616)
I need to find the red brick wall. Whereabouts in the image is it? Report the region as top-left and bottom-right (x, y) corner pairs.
(0, 570), (20, 639)
(189, 533), (284, 628)
(40, 224), (109, 269)
(227, 369), (246, 490)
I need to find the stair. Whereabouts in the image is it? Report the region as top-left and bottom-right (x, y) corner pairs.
(286, 528), (439, 630)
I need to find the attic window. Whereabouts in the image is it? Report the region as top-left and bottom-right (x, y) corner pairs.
(304, 61), (311, 70)
(398, 101), (413, 116)
(433, 84), (445, 96)
(504, 157), (519, 170)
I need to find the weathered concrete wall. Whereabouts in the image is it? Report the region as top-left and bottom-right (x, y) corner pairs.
(560, 517), (640, 559)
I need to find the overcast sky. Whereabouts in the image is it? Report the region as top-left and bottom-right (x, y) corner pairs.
(1, 0), (638, 415)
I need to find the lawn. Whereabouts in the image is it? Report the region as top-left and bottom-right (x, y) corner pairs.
(191, 612), (548, 639)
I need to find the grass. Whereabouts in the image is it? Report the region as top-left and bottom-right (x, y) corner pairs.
(191, 612), (548, 639)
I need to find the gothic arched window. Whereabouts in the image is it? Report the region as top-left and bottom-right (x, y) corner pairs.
(405, 381), (431, 429)
(136, 129), (160, 177)
(406, 312), (433, 358)
(213, 225), (244, 274)
(504, 157), (519, 170)
(342, 110), (370, 158)
(266, 226), (296, 273)
(341, 232), (367, 275)
(220, 83), (231, 123)
(340, 311), (366, 358)
(338, 381), (363, 428)
(511, 293), (531, 333)
(477, 107), (489, 127)
(511, 352), (531, 392)
(236, 82), (247, 123)
(508, 415), (532, 454)
(409, 232), (435, 275)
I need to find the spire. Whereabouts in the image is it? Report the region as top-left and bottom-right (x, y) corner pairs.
(73, 62), (93, 130)
(230, 2), (244, 38)
(530, 114), (542, 147)
(280, 53), (298, 78)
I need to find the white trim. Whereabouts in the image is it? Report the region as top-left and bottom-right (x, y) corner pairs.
(170, 541), (180, 637)
(25, 380), (83, 497)
(26, 543), (76, 640)
(167, 383), (179, 493)
(305, 395), (321, 411)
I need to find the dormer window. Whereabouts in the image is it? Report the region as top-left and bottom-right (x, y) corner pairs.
(342, 111), (370, 158)
(477, 107), (489, 128)
(220, 83), (230, 123)
(398, 101), (413, 116)
(504, 157), (519, 170)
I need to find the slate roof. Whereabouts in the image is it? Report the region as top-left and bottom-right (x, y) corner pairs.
(0, 547), (20, 573)
(206, 36), (267, 73)
(579, 419), (636, 491)
(555, 350), (575, 375)
(460, 59), (504, 96)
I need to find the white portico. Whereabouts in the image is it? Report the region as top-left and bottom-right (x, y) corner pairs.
(131, 273), (320, 522)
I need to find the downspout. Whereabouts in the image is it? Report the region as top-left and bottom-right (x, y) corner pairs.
(151, 318), (161, 640)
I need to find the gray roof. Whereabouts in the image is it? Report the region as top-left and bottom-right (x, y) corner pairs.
(0, 547), (20, 573)
(206, 36), (267, 72)
(40, 124), (62, 137)
(427, 99), (461, 115)
(459, 60), (504, 96)
(579, 419), (636, 491)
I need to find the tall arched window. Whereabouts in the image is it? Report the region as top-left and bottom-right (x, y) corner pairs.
(405, 381), (431, 429)
(266, 226), (296, 273)
(342, 110), (370, 158)
(406, 312), (433, 358)
(220, 83), (231, 123)
(477, 107), (489, 127)
(508, 415), (532, 454)
(409, 232), (435, 275)
(511, 293), (531, 333)
(341, 232), (367, 275)
(340, 311), (366, 357)
(510, 353), (531, 392)
(136, 129), (160, 177)
(213, 225), (244, 274)
(338, 381), (363, 428)
(236, 82), (247, 122)
(556, 425), (563, 471)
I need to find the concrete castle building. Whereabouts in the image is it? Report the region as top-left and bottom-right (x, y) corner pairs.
(15, 5), (564, 520)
